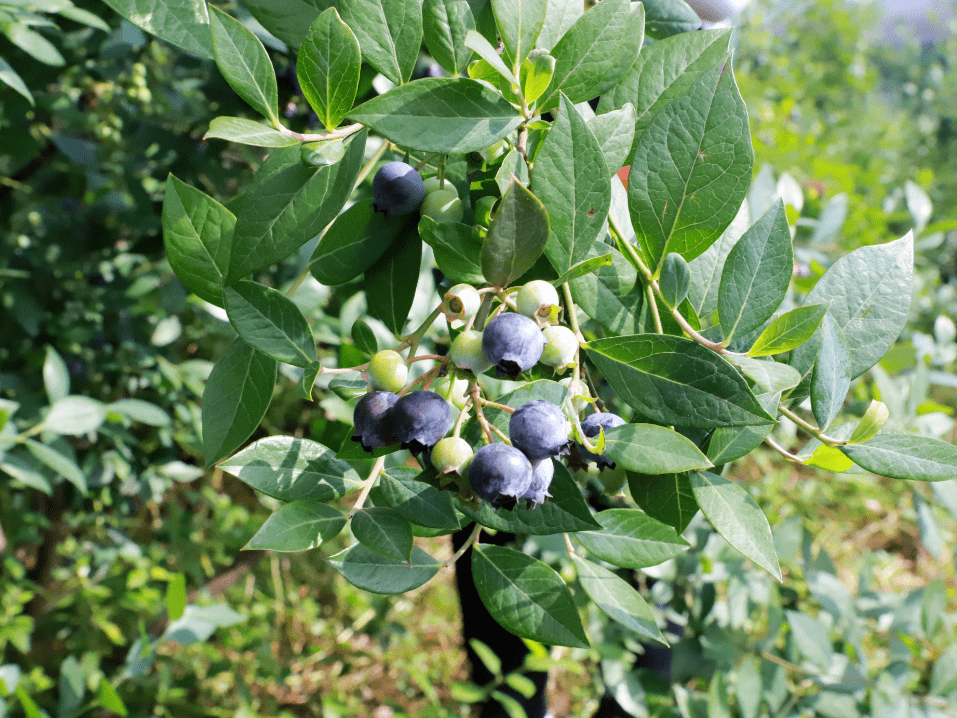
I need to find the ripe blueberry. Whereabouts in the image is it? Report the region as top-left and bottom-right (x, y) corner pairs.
(575, 412), (626, 470)
(352, 391), (400, 452)
(509, 400), (571, 462)
(481, 312), (546, 379)
(372, 161), (425, 218)
(520, 458), (554, 506)
(368, 350), (408, 393)
(390, 390), (452, 455)
(467, 443), (533, 509)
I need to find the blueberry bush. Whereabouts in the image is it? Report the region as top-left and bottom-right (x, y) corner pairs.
(4, 0), (957, 715)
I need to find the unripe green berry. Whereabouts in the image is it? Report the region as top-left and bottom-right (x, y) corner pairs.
(420, 189), (464, 223)
(451, 330), (493, 374)
(368, 350), (408, 393)
(422, 177), (457, 196)
(432, 376), (470, 410)
(517, 280), (561, 324)
(431, 437), (473, 475)
(443, 283), (481, 323)
(540, 325), (578, 369)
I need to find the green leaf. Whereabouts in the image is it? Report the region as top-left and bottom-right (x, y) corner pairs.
(586, 104), (636, 176)
(659, 252), (690, 309)
(208, 6), (279, 125)
(599, 28), (732, 136)
(689, 471), (781, 580)
(573, 556), (666, 644)
(204, 117), (299, 147)
(327, 544), (440, 593)
(0, 57), (33, 105)
(23, 439), (86, 493)
(535, 0), (583, 51)
(537, 0), (644, 112)
(810, 313), (850, 431)
(718, 201), (793, 343)
(202, 339), (277, 466)
(418, 217), (485, 284)
(848, 400), (889, 444)
(628, 57), (753, 272)
(603, 424), (712, 474)
(298, 8), (361, 131)
(365, 222), (421, 335)
(300, 139), (348, 166)
(16, 686), (44, 718)
(100, 0), (212, 58)
(5, 23), (64, 66)
(627, 472), (699, 533)
(520, 50), (555, 104)
(687, 200), (749, 319)
(532, 94), (610, 274)
(0, 452), (52, 494)
(472, 544), (588, 648)
(43, 345), (69, 405)
(423, 0), (476, 76)
(929, 645), (957, 697)
(297, 361), (322, 401)
(490, 0), (547, 71)
(310, 200), (410, 285)
(221, 436), (363, 500)
(466, 56), (516, 98)
(162, 174), (235, 306)
(574, 509), (689, 568)
(351, 506), (414, 562)
(643, 0), (702, 39)
(371, 470), (461, 529)
(58, 6), (113, 32)
(245, 500), (346, 551)
(166, 573), (187, 621)
(553, 253), (613, 286)
(224, 281), (316, 367)
(786, 611), (832, 669)
(726, 356), (801, 395)
(705, 394), (776, 465)
(569, 245), (644, 336)
(351, 319), (378, 356)
(481, 177), (549, 287)
(790, 232), (913, 384)
(494, 149), (529, 197)
(229, 132), (366, 279)
(747, 304), (828, 358)
(339, 0), (422, 85)
(584, 335), (774, 428)
(840, 435), (957, 482)
(348, 78), (523, 154)
(45, 396), (106, 436)
(458, 461), (601, 534)
(98, 678), (128, 716)
(107, 399), (171, 427)
(243, 0), (324, 48)
(58, 655), (84, 717)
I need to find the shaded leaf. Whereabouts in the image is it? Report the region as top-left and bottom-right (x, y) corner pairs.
(366, 221), (422, 334)
(224, 281), (316, 367)
(627, 471), (699, 533)
(209, 6), (279, 125)
(481, 177), (549, 287)
(573, 556), (666, 643)
(351, 506), (414, 562)
(328, 544), (439, 593)
(246, 501), (346, 551)
(338, 0), (422, 84)
(101, 0), (211, 58)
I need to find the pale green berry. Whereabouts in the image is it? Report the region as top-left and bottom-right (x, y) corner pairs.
(368, 350), (408, 392)
(540, 325), (578, 369)
(517, 280), (561, 323)
(422, 176), (458, 197)
(451, 330), (493, 375)
(431, 437), (474, 475)
(443, 283), (481, 322)
(433, 376), (470, 410)
(420, 189), (464, 223)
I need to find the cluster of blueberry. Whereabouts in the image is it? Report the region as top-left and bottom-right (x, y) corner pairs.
(350, 160), (629, 510)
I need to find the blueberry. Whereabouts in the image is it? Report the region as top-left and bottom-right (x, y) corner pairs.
(368, 350), (408, 393)
(517, 280), (561, 323)
(390, 390), (452, 455)
(575, 412), (626, 470)
(467, 443), (533, 509)
(539, 325), (578, 370)
(443, 283), (481, 323)
(520, 458), (554, 506)
(352, 391), (400, 452)
(451, 330), (493, 375)
(422, 176), (458, 196)
(509, 400), (571, 462)
(420, 189), (464, 223)
(430, 437), (473, 475)
(481, 313), (546, 379)
(372, 161), (425, 218)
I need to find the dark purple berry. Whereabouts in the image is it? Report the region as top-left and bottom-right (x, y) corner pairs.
(390, 390), (452, 455)
(352, 391), (400, 452)
(467, 443), (533, 510)
(509, 400), (571, 462)
(482, 313), (546, 379)
(575, 412), (626, 470)
(372, 161), (425, 218)
(520, 458), (554, 507)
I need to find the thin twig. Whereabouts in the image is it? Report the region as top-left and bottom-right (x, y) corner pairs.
(444, 523), (482, 568)
(348, 456), (386, 518)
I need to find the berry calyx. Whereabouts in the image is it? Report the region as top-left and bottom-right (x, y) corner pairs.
(467, 443), (533, 509)
(372, 161), (425, 218)
(481, 312), (546, 379)
(443, 283), (481, 323)
(368, 350), (408, 393)
(509, 399), (571, 462)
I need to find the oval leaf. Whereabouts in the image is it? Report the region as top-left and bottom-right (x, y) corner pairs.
(572, 556), (666, 644)
(339, 0), (422, 85)
(209, 6), (279, 125)
(204, 117), (299, 147)
(810, 313), (851, 431)
(351, 506), (414, 563)
(603, 423), (713, 474)
(328, 544), (440, 594)
(298, 8), (361, 131)
(422, 0), (476, 76)
(224, 281), (316, 367)
(245, 501), (346, 551)
(481, 177), (549, 288)
(574, 509), (689, 568)
(747, 304), (828, 358)
(840, 435), (957, 482)
(365, 221), (422, 335)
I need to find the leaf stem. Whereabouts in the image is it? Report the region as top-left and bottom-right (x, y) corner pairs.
(443, 522), (482, 568)
(276, 122), (365, 143)
(471, 381), (495, 444)
(645, 281), (664, 334)
(318, 363), (368, 375)
(348, 455), (386, 518)
(777, 405), (844, 446)
(476, 397), (515, 414)
(474, 292), (496, 330)
(764, 435), (802, 462)
(563, 533), (577, 557)
(404, 304), (445, 358)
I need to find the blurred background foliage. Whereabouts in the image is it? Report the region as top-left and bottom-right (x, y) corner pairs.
(0, 0), (956, 716)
